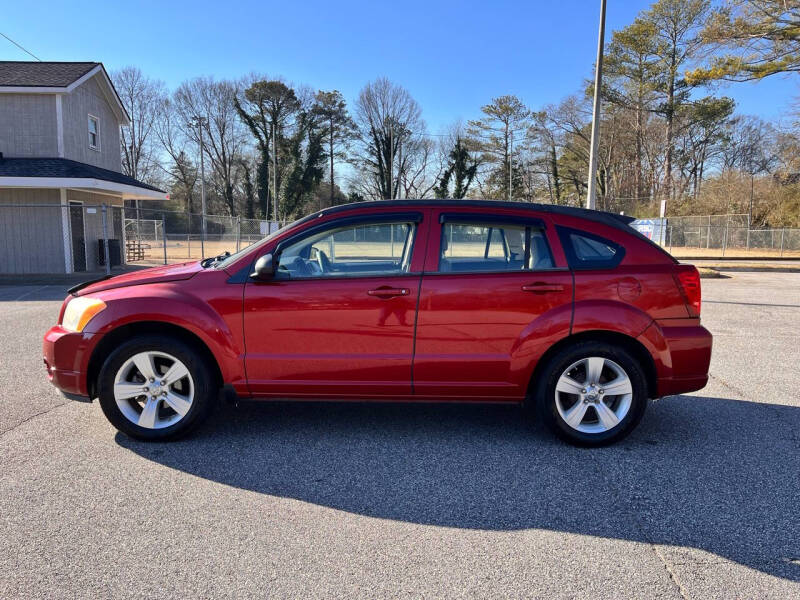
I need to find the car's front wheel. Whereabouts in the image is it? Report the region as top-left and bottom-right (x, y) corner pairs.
(97, 335), (216, 441)
(534, 341), (648, 446)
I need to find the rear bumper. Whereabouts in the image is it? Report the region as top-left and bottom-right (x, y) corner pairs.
(42, 326), (96, 397)
(640, 320), (713, 397)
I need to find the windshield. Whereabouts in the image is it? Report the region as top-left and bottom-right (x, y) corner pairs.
(212, 220), (300, 270)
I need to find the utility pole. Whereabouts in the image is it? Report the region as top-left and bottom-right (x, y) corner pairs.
(585, 0), (607, 210)
(272, 124), (278, 225)
(397, 135), (403, 200)
(190, 115), (208, 256)
(389, 121), (394, 200)
(508, 130), (513, 201)
(328, 114), (334, 209)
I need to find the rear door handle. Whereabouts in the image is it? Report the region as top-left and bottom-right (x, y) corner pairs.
(368, 287), (410, 298)
(521, 283), (564, 293)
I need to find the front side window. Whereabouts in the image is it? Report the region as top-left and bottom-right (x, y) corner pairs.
(88, 115), (99, 149)
(275, 221), (415, 279)
(439, 222), (554, 272)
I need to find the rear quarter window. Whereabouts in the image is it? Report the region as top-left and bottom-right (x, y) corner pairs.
(557, 226), (625, 270)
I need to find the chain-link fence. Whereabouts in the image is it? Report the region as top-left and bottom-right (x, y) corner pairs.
(632, 214), (800, 259)
(0, 201), (281, 275)
(123, 208), (279, 265)
(3, 201), (799, 275)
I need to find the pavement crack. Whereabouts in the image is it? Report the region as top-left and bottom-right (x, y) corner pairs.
(649, 544), (692, 600)
(591, 453), (691, 600)
(0, 401), (71, 438)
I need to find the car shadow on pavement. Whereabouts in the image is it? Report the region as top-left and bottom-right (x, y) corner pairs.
(117, 394), (800, 582)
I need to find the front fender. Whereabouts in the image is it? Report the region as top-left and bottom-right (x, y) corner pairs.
(82, 282), (244, 385)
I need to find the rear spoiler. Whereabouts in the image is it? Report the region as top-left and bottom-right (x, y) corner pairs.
(67, 275), (113, 295)
(611, 213), (636, 225)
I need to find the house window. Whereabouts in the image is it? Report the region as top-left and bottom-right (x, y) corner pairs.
(88, 115), (99, 150)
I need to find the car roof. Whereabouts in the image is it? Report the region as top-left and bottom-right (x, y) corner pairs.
(308, 199), (636, 234)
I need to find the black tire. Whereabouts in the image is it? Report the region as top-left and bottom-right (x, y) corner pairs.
(532, 341), (648, 447)
(97, 334), (217, 441)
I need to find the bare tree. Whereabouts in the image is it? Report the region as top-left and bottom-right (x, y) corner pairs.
(174, 77), (247, 215)
(354, 78), (425, 199)
(112, 66), (167, 184)
(154, 98), (198, 214)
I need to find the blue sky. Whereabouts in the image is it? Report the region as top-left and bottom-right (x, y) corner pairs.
(2, 0), (794, 131)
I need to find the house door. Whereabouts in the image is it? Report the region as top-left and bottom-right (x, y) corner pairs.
(69, 201), (86, 272)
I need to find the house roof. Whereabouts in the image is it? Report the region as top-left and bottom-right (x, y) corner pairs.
(0, 157), (165, 198)
(0, 62), (100, 87)
(0, 61), (130, 125)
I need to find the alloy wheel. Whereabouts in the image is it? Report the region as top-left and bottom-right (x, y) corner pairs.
(554, 356), (633, 434)
(113, 351), (195, 429)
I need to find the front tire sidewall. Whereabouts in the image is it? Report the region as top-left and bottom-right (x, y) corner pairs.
(536, 342), (648, 447)
(97, 335), (214, 441)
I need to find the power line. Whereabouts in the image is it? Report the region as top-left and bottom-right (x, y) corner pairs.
(0, 32), (42, 61)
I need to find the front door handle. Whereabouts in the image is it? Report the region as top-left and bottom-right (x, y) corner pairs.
(522, 282), (564, 293)
(368, 287), (410, 298)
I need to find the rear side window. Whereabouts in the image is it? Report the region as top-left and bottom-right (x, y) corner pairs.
(439, 222), (554, 273)
(557, 227), (625, 269)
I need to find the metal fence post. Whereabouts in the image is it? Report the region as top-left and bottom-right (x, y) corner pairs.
(162, 215), (168, 265)
(101, 204), (111, 275)
(236, 216), (241, 252)
(746, 227), (750, 251)
(780, 228), (785, 257)
(200, 214), (205, 258)
(722, 222), (728, 257)
(669, 226), (673, 255)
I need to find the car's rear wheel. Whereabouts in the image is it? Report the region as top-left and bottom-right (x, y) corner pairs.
(534, 341), (648, 446)
(97, 335), (216, 441)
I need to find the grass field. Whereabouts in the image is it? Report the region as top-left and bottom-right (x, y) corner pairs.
(668, 246), (800, 259)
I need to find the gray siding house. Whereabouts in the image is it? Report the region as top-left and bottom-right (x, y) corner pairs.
(0, 62), (166, 274)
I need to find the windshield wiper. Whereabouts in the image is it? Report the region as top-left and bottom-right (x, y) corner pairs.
(201, 251), (231, 268)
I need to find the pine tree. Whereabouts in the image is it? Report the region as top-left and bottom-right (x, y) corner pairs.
(467, 95), (531, 200)
(311, 91), (357, 209)
(234, 80), (300, 219)
(435, 137), (479, 198)
(689, 1), (800, 83)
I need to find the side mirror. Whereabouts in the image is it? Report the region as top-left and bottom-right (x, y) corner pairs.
(250, 253), (276, 280)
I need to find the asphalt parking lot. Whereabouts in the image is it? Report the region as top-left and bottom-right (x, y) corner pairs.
(1, 273), (798, 599)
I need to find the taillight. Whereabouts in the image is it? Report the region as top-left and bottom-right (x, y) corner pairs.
(673, 265), (701, 317)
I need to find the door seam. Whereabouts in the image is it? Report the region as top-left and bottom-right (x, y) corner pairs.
(410, 209), (433, 394)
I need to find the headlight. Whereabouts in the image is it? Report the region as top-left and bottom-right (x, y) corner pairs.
(62, 297), (107, 332)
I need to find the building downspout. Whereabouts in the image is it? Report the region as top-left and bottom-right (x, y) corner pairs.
(55, 94), (65, 158)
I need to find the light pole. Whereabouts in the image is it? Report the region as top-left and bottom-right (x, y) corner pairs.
(585, 0), (607, 210)
(190, 115), (208, 256)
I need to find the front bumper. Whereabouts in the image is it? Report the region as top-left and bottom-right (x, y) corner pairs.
(42, 325), (96, 397)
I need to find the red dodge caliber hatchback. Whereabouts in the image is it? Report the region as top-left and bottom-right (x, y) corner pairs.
(44, 200), (711, 446)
